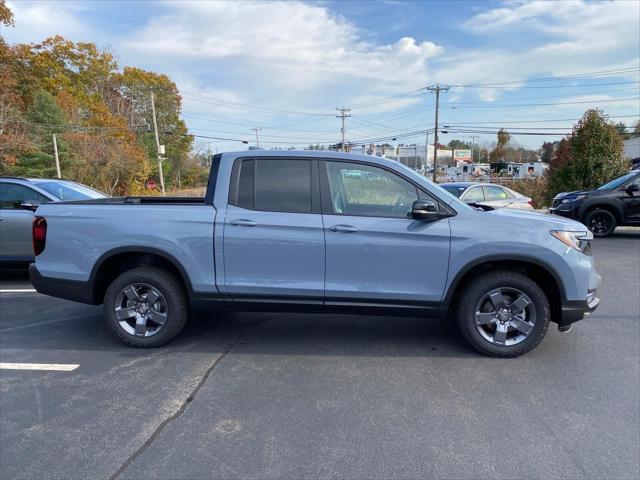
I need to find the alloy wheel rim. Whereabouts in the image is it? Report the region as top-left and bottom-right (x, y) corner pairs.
(114, 283), (168, 337)
(474, 287), (536, 346)
(589, 214), (609, 234)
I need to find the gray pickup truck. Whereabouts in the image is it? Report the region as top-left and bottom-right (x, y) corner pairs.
(30, 151), (600, 357)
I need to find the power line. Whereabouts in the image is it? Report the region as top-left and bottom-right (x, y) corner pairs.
(442, 97), (639, 109)
(450, 67), (640, 88)
(454, 80), (640, 90)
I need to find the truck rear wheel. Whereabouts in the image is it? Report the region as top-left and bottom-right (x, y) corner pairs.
(103, 267), (188, 347)
(455, 271), (550, 357)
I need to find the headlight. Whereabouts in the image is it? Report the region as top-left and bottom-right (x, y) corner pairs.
(560, 194), (586, 204)
(550, 230), (592, 255)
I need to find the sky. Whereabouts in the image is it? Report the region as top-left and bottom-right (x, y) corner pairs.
(2, 0), (639, 153)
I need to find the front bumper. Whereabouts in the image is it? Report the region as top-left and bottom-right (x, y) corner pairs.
(548, 207), (576, 219)
(559, 289), (600, 327)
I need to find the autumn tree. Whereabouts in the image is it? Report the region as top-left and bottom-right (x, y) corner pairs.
(548, 109), (630, 196)
(0, 31), (201, 193)
(117, 67), (193, 188)
(0, 0), (13, 27)
(539, 141), (555, 163)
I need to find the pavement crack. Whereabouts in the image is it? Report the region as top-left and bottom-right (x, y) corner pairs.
(108, 332), (246, 480)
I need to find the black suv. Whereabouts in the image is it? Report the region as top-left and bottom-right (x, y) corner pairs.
(550, 171), (640, 237)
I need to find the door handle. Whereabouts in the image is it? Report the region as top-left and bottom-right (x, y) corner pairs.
(329, 224), (358, 233)
(230, 219), (257, 227)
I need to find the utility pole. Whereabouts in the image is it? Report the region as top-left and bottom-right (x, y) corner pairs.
(150, 92), (165, 195)
(336, 107), (351, 151)
(470, 135), (478, 163)
(426, 84), (449, 183)
(424, 129), (430, 176)
(52, 134), (61, 178)
(251, 127), (262, 147)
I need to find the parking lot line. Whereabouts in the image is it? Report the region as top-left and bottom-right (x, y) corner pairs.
(0, 363), (79, 372)
(0, 289), (37, 293)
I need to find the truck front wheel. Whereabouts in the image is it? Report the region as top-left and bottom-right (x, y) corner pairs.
(103, 267), (188, 347)
(455, 271), (550, 357)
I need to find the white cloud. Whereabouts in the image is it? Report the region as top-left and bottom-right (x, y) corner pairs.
(125, 1), (442, 92)
(3, 1), (87, 42)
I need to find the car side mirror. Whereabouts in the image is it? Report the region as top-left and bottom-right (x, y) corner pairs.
(20, 202), (40, 212)
(625, 184), (639, 195)
(411, 200), (442, 221)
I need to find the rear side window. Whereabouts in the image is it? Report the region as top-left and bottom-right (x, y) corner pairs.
(0, 183), (48, 209)
(463, 186), (485, 202)
(484, 186), (509, 201)
(235, 159), (312, 213)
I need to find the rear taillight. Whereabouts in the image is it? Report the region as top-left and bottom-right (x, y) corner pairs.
(528, 199), (536, 208)
(33, 216), (47, 256)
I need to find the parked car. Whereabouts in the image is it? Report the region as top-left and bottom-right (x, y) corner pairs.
(30, 151), (600, 357)
(439, 182), (534, 210)
(549, 171), (640, 237)
(0, 177), (106, 262)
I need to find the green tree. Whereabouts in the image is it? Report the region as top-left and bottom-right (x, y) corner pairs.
(489, 129), (510, 161)
(548, 109), (630, 196)
(614, 121), (630, 140)
(447, 139), (471, 150)
(12, 90), (68, 177)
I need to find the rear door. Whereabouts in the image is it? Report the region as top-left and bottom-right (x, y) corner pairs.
(222, 157), (325, 302)
(0, 183), (49, 261)
(320, 159), (451, 307)
(482, 185), (513, 208)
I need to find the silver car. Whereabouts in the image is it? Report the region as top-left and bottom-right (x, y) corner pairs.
(439, 182), (535, 211)
(0, 177), (106, 262)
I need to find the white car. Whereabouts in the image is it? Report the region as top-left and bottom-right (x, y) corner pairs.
(439, 182), (535, 211)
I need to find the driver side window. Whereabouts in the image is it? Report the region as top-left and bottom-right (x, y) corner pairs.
(325, 161), (418, 218)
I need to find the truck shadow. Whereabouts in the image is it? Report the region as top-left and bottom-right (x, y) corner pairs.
(0, 303), (477, 358)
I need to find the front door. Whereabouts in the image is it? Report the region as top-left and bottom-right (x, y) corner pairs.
(222, 157), (325, 302)
(320, 160), (451, 307)
(620, 175), (640, 223)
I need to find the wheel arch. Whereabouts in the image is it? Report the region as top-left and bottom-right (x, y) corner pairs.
(89, 247), (193, 304)
(580, 201), (621, 224)
(442, 255), (565, 324)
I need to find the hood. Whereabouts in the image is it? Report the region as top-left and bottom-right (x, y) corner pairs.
(487, 206), (588, 231)
(553, 190), (591, 200)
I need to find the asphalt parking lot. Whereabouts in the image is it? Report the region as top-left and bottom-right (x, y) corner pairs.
(1, 231), (639, 480)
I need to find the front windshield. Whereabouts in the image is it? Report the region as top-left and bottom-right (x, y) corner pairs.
(440, 185), (464, 198)
(598, 172), (637, 190)
(35, 181), (106, 200)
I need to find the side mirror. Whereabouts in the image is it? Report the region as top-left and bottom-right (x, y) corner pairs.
(20, 202), (40, 212)
(411, 200), (441, 221)
(625, 184), (639, 195)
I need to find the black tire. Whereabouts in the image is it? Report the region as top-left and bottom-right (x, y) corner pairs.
(584, 209), (616, 237)
(455, 271), (550, 357)
(103, 267), (188, 347)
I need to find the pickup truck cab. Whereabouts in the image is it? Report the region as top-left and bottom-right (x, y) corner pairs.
(30, 151), (600, 357)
